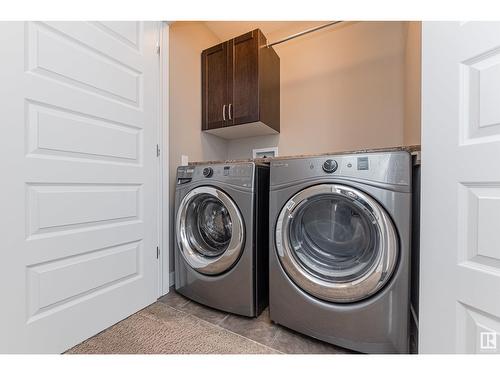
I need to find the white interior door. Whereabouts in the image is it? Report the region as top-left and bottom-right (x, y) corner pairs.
(0, 21), (160, 353)
(420, 21), (500, 353)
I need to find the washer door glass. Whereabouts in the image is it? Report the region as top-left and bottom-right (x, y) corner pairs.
(177, 186), (245, 275)
(276, 184), (398, 303)
(186, 195), (232, 258)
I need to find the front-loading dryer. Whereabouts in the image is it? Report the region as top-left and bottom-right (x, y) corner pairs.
(269, 151), (412, 353)
(174, 162), (269, 317)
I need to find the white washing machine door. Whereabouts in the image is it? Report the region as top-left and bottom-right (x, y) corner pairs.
(275, 184), (398, 303)
(176, 186), (245, 275)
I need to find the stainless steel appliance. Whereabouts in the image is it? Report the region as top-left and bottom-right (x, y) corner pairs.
(174, 162), (269, 317)
(269, 151), (412, 353)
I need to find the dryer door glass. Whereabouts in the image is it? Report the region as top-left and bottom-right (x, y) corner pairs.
(289, 194), (379, 283)
(177, 186), (245, 275)
(275, 184), (398, 303)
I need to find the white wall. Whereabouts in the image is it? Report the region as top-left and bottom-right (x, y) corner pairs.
(225, 21), (409, 159)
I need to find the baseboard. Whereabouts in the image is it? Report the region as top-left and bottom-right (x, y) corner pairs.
(169, 272), (175, 287)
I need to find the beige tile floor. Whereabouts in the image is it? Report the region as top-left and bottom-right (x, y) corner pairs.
(158, 291), (354, 354)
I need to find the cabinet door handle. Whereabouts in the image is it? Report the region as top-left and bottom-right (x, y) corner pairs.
(222, 104), (226, 121)
(228, 104), (232, 120)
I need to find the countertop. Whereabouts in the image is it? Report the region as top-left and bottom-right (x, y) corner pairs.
(188, 145), (421, 166)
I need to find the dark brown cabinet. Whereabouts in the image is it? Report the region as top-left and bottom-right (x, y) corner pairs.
(202, 42), (228, 131)
(202, 29), (280, 139)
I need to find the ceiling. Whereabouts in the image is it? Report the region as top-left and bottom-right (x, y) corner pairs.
(203, 21), (330, 43)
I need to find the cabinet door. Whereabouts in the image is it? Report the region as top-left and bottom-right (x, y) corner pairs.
(228, 30), (259, 126)
(202, 42), (228, 130)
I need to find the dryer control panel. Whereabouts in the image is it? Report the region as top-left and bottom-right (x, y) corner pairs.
(270, 151), (411, 188)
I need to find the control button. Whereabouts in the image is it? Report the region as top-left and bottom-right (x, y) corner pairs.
(202, 167), (213, 178)
(322, 159), (338, 173)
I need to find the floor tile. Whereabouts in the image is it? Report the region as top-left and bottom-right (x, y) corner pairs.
(157, 290), (190, 309)
(138, 301), (189, 322)
(219, 308), (279, 347)
(270, 326), (353, 354)
(156, 291), (354, 354)
(255, 307), (273, 324)
(178, 300), (229, 325)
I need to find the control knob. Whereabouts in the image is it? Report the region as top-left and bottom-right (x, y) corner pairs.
(322, 159), (338, 173)
(202, 167), (213, 178)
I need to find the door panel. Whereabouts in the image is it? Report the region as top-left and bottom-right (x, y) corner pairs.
(202, 42), (227, 130)
(91, 21), (142, 51)
(27, 101), (142, 163)
(0, 21), (159, 353)
(229, 30), (259, 125)
(420, 21), (500, 353)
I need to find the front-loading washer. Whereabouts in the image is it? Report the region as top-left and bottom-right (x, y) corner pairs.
(269, 151), (412, 353)
(174, 162), (269, 317)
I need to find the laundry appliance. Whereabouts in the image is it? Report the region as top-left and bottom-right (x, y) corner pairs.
(268, 151), (412, 353)
(174, 162), (269, 317)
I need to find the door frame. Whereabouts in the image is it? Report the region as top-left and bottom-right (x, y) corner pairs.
(158, 21), (170, 297)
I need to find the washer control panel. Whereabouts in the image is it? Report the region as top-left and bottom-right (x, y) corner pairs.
(176, 163), (256, 188)
(176, 166), (195, 185)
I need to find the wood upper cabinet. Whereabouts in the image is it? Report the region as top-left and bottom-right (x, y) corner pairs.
(202, 42), (228, 130)
(202, 29), (280, 139)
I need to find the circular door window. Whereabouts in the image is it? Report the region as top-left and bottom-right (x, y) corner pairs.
(176, 186), (245, 275)
(275, 184), (398, 303)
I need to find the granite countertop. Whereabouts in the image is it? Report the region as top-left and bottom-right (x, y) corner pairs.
(188, 145), (421, 166)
